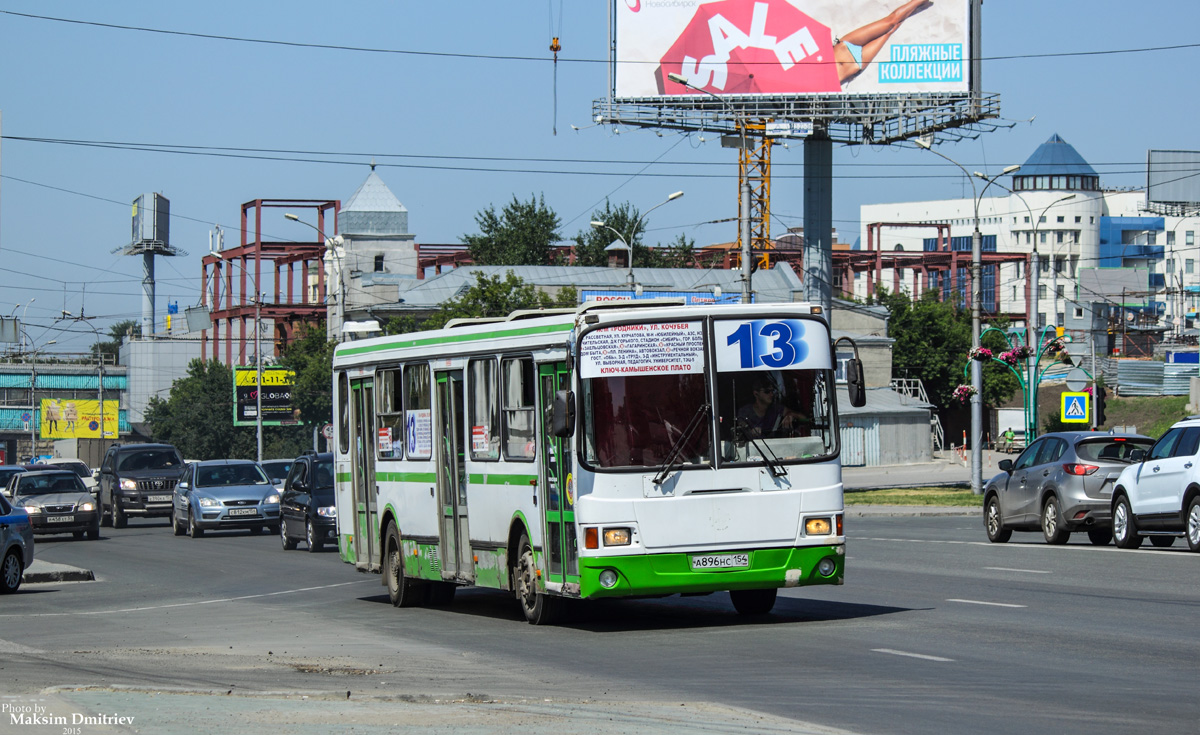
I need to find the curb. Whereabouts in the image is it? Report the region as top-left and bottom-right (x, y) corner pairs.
(23, 565), (96, 584)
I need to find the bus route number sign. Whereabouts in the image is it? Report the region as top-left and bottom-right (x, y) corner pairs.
(713, 318), (830, 373)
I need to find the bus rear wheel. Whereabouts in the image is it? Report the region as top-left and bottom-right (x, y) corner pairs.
(730, 588), (777, 615)
(515, 533), (561, 625)
(384, 522), (424, 608)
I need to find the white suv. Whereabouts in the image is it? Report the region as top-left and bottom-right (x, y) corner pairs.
(1111, 416), (1200, 550)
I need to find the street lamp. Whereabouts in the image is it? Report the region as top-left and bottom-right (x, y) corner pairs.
(284, 213), (345, 341)
(590, 191), (684, 290)
(916, 137), (1018, 495)
(214, 252), (266, 462)
(57, 312), (108, 442)
(26, 337), (56, 460)
(666, 72), (753, 302)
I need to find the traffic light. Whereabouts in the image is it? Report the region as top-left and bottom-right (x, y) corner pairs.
(1095, 386), (1108, 426)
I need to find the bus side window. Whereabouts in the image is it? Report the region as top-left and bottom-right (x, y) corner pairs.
(337, 372), (350, 454)
(405, 364), (432, 460)
(502, 357), (536, 461)
(468, 358), (500, 461)
(376, 368), (404, 460)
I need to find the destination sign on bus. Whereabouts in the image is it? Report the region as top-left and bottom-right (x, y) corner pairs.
(712, 318), (830, 372)
(580, 321), (704, 379)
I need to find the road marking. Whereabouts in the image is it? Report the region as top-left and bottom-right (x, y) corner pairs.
(872, 648), (954, 662)
(0, 580), (369, 618)
(854, 537), (1191, 557)
(947, 598), (1027, 608)
(984, 567), (1051, 574)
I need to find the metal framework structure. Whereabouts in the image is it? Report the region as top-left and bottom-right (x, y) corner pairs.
(201, 199), (338, 365)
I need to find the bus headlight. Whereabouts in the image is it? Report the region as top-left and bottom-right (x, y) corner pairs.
(805, 518), (832, 535)
(817, 557), (838, 577)
(598, 569), (619, 588)
(602, 527), (631, 546)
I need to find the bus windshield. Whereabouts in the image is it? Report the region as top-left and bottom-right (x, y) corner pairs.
(714, 367), (837, 463)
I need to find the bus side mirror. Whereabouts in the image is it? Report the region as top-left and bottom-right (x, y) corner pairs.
(552, 390), (575, 438)
(846, 358), (866, 408)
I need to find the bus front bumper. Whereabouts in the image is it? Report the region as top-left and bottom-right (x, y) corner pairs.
(578, 544), (844, 599)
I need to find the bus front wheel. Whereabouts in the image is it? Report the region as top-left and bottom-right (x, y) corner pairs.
(730, 588), (777, 615)
(515, 533), (561, 625)
(384, 522), (424, 608)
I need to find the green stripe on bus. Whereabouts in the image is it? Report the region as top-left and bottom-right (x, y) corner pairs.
(467, 473), (538, 486)
(577, 545), (844, 599)
(336, 472), (352, 482)
(377, 471), (438, 483)
(336, 322), (573, 357)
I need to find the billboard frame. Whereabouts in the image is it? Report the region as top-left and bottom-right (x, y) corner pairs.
(596, 0), (997, 145)
(233, 366), (298, 428)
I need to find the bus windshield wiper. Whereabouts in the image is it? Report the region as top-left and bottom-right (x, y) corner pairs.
(652, 403), (711, 486)
(735, 419), (787, 478)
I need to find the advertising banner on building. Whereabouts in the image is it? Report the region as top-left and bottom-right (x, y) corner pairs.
(614, 0), (969, 98)
(39, 399), (119, 440)
(233, 367), (298, 426)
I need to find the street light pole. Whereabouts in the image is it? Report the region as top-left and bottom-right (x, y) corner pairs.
(666, 72), (752, 302)
(917, 138), (1018, 494)
(58, 312), (107, 442)
(215, 253), (264, 462)
(26, 337), (56, 460)
(590, 191), (684, 289)
(284, 213), (345, 342)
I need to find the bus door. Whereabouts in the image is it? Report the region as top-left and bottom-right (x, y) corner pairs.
(538, 362), (578, 589)
(349, 377), (378, 570)
(435, 369), (471, 580)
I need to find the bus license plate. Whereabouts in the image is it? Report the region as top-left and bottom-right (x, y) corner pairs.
(227, 508), (258, 517)
(691, 553), (749, 571)
(47, 515), (74, 523)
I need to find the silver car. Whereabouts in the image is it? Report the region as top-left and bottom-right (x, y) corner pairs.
(171, 460), (281, 538)
(984, 431), (1154, 545)
(5, 470), (101, 540)
(0, 491), (33, 593)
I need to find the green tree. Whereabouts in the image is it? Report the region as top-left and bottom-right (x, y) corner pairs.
(464, 195), (561, 265)
(879, 289), (1019, 408)
(145, 359), (256, 459)
(573, 201), (644, 267)
(96, 319), (141, 363)
(277, 324), (337, 428)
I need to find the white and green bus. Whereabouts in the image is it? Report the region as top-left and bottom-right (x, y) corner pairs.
(332, 299), (866, 624)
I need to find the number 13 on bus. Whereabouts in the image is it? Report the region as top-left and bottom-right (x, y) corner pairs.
(331, 300), (866, 624)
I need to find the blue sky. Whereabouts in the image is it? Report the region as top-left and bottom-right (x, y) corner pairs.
(2, 0), (1198, 352)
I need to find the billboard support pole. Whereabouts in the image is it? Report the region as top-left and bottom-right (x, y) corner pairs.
(256, 294), (263, 463)
(803, 132), (833, 313)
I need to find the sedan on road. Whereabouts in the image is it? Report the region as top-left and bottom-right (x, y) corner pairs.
(279, 452), (336, 552)
(0, 492), (33, 593)
(172, 460), (281, 538)
(984, 431), (1153, 545)
(3, 469), (101, 540)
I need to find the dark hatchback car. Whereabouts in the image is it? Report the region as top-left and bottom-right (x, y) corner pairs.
(280, 452), (336, 552)
(4, 469), (100, 540)
(99, 443), (186, 528)
(984, 431), (1154, 545)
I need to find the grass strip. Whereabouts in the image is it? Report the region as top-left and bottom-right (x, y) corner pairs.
(844, 486), (981, 506)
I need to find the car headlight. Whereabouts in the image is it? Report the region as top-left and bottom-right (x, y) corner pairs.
(119, 478), (138, 491)
(317, 505), (337, 518)
(23, 505), (41, 514)
(78, 502), (95, 512)
(196, 496), (222, 508)
(263, 494), (280, 505)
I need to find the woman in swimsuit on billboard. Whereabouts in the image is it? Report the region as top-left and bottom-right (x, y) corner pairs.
(834, 0), (932, 84)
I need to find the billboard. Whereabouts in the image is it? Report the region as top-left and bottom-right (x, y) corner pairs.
(39, 399), (119, 440)
(1147, 150), (1200, 205)
(614, 0), (970, 98)
(233, 367), (298, 427)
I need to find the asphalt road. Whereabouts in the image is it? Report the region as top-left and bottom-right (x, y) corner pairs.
(3, 514), (1199, 734)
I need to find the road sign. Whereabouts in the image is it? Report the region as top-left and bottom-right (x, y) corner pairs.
(322, 423), (334, 441)
(1066, 368), (1089, 392)
(1061, 392), (1090, 423)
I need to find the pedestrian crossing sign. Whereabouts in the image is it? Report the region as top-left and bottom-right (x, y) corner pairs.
(1061, 392), (1089, 423)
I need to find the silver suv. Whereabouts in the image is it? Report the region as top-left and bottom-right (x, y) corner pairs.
(1112, 416), (1200, 550)
(985, 431), (1153, 545)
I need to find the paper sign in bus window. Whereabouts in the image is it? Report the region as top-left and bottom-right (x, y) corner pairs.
(580, 321), (704, 379)
(406, 409), (432, 458)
